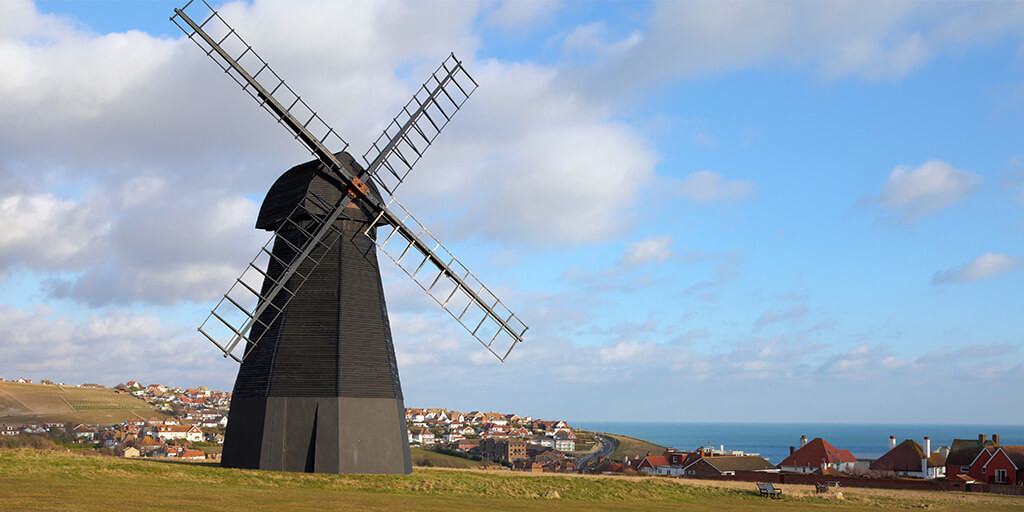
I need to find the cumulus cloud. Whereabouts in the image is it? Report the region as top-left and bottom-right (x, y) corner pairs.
(932, 253), (1021, 285)
(873, 160), (980, 222)
(0, 193), (110, 273)
(484, 0), (561, 29)
(672, 170), (756, 204)
(620, 236), (673, 266)
(569, 1), (1024, 95)
(0, 305), (234, 387)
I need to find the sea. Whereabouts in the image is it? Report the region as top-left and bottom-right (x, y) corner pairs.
(573, 422), (1024, 464)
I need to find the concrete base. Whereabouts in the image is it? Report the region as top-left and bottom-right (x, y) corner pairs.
(222, 396), (412, 474)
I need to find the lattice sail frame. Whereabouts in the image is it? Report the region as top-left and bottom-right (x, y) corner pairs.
(174, 0), (527, 362)
(369, 198), (528, 361)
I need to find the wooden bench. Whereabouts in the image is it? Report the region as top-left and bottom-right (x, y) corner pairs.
(757, 483), (783, 499)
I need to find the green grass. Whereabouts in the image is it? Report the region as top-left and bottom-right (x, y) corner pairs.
(0, 382), (169, 425)
(2, 449), (1022, 512)
(601, 432), (667, 462)
(410, 447), (487, 469)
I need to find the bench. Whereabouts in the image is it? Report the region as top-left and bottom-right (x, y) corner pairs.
(757, 483), (783, 499)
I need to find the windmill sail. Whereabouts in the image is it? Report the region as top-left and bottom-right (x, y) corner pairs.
(175, 0), (526, 363)
(362, 54), (477, 196)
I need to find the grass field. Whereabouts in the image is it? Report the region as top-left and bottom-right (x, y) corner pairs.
(410, 447), (488, 468)
(602, 432), (667, 461)
(0, 382), (169, 425)
(3, 449), (1022, 512)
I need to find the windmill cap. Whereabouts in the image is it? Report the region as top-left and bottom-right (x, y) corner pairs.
(256, 151), (385, 230)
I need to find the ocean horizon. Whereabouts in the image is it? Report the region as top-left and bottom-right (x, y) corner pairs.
(573, 421), (1024, 464)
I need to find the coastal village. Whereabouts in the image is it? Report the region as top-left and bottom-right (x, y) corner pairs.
(1, 377), (1022, 496)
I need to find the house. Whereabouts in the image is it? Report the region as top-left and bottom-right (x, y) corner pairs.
(683, 455), (778, 476)
(120, 447), (140, 458)
(154, 425), (203, 442)
(637, 455), (672, 475)
(484, 413), (508, 426)
(869, 438), (945, 479)
(442, 431), (464, 443)
(778, 437), (857, 473)
(514, 461), (543, 472)
(946, 434), (999, 479)
(0, 425), (18, 436)
(410, 427), (435, 445)
(979, 446), (1024, 485)
(528, 437), (554, 448)
(554, 433), (575, 452)
(15, 378), (31, 384)
(181, 449), (206, 460)
(71, 424), (96, 440)
(479, 438), (527, 462)
(449, 439), (480, 452)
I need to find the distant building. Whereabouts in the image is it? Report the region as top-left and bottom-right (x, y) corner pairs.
(778, 436), (857, 473)
(480, 438), (527, 462)
(946, 434), (999, 479)
(683, 455), (778, 476)
(870, 437), (945, 479)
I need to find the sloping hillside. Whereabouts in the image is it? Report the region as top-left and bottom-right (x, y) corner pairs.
(0, 382), (169, 425)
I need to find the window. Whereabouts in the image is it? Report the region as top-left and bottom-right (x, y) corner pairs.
(961, 466), (969, 472)
(995, 469), (1008, 484)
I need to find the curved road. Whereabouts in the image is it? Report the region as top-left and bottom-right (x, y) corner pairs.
(575, 433), (616, 469)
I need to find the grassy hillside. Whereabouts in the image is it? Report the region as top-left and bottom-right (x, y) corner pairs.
(602, 432), (667, 461)
(0, 382), (169, 425)
(2, 450), (1021, 512)
(410, 447), (488, 469)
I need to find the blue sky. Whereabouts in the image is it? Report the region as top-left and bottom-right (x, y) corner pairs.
(1, 0), (1023, 424)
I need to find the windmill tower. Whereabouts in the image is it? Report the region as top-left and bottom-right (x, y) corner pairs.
(171, 1), (527, 474)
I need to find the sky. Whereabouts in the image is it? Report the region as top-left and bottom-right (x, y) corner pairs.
(1, 0), (1023, 424)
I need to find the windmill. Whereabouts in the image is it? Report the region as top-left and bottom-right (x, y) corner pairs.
(171, 1), (527, 474)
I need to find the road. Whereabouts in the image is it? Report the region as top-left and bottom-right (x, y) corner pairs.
(574, 433), (616, 469)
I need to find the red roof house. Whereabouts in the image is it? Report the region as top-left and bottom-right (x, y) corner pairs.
(981, 446), (1024, 485)
(778, 437), (857, 474)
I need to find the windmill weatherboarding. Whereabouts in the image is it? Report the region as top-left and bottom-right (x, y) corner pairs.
(171, 1), (527, 474)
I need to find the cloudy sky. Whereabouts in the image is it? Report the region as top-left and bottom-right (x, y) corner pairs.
(2, 0), (1023, 424)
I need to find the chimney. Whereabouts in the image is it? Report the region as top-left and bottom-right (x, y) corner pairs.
(923, 437), (931, 456)
(993, 434), (1000, 446)
(800, 435), (808, 448)
(789, 446), (795, 456)
(979, 434), (987, 444)
(889, 435), (896, 451)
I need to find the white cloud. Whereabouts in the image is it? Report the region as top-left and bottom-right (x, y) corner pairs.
(598, 341), (658, 365)
(875, 160), (980, 222)
(932, 253), (1021, 285)
(673, 170), (756, 204)
(569, 1), (1024, 94)
(620, 236), (673, 266)
(0, 193), (110, 272)
(562, 22), (642, 60)
(0, 305), (234, 387)
(485, 0), (561, 29)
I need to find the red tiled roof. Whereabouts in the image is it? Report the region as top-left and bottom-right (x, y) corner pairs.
(779, 438), (856, 468)
(639, 455), (671, 468)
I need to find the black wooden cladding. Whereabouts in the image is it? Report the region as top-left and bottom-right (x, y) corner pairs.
(232, 152), (402, 400)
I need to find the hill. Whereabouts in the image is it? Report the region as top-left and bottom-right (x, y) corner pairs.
(0, 382), (170, 425)
(410, 447), (488, 469)
(601, 432), (667, 461)
(1, 449), (1022, 512)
